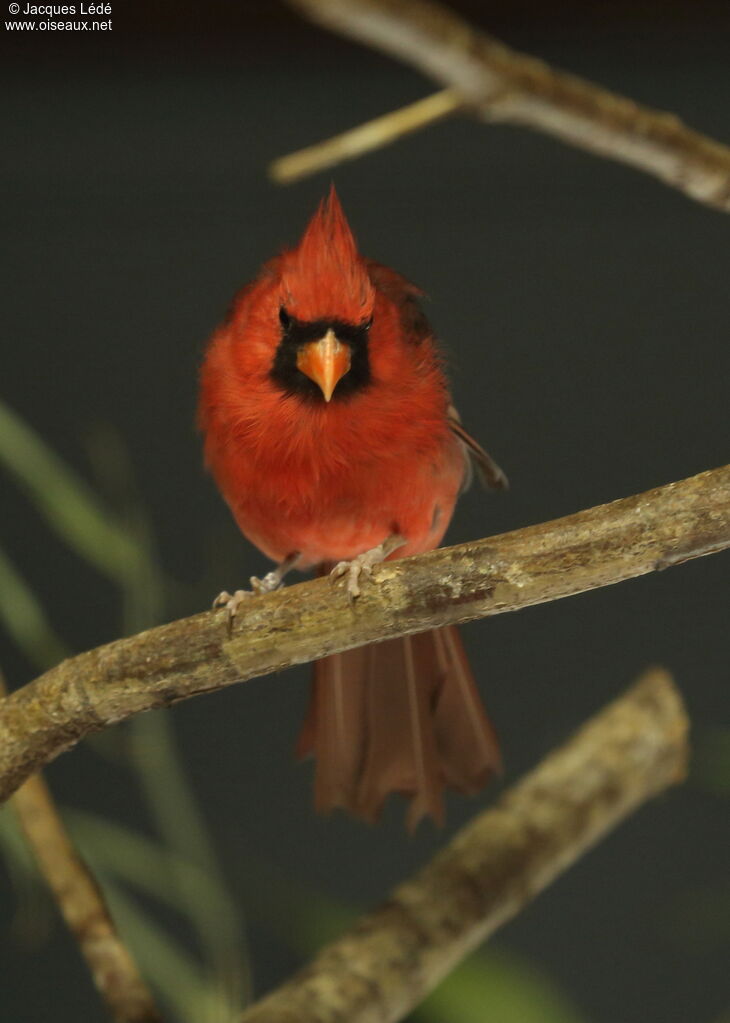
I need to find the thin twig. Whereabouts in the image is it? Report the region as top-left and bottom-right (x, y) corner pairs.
(1, 672), (163, 1023)
(239, 668), (688, 1023)
(283, 0), (730, 210)
(270, 87), (462, 183)
(0, 464), (727, 803)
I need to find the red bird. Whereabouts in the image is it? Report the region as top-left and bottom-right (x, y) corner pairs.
(199, 187), (507, 829)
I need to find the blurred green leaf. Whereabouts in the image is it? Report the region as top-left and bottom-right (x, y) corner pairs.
(239, 861), (588, 1023)
(233, 857), (353, 950)
(0, 545), (69, 670)
(102, 879), (237, 1023)
(0, 806), (54, 947)
(83, 421), (165, 632)
(0, 403), (250, 1017)
(0, 399), (142, 584)
(0, 806), (37, 877)
(69, 807), (251, 1017)
(65, 808), (218, 909)
(129, 712), (250, 1009)
(415, 947), (588, 1023)
(70, 807), (242, 1022)
(5, 796), (245, 1020)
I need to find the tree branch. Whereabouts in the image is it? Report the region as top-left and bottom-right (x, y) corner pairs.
(279, 0), (730, 210)
(239, 668), (688, 1023)
(0, 464), (727, 804)
(270, 87), (463, 183)
(1, 673), (163, 1023)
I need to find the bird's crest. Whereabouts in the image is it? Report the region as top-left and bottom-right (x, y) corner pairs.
(280, 186), (375, 324)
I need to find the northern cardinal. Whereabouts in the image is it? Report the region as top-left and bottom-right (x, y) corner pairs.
(199, 187), (507, 828)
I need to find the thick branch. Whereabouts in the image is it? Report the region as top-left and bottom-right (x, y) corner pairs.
(11, 775), (164, 1022)
(0, 465), (727, 803)
(239, 669), (688, 1023)
(284, 0), (730, 210)
(1, 681), (162, 1023)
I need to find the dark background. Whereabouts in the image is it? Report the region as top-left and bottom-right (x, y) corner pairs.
(1, 3), (728, 1021)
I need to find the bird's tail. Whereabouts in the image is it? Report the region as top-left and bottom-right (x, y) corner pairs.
(296, 625), (501, 830)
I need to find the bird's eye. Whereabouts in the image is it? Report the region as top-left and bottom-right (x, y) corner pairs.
(363, 316), (373, 331)
(279, 307), (291, 329)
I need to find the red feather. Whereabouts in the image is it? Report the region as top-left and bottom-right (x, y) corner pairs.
(199, 187), (504, 828)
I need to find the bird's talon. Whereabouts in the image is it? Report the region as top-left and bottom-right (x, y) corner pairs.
(329, 561), (348, 583)
(250, 571), (282, 595)
(330, 549), (383, 600)
(213, 589), (250, 633)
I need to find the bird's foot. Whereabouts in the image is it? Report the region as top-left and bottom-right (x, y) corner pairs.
(212, 552), (301, 633)
(212, 574), (282, 630)
(249, 570), (284, 595)
(330, 534), (406, 600)
(212, 589), (253, 634)
(213, 572), (281, 610)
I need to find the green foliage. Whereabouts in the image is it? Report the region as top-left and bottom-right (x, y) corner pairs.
(0, 401), (144, 586)
(127, 712), (251, 1010)
(415, 949), (587, 1023)
(102, 880), (236, 1023)
(0, 806), (54, 947)
(0, 399), (245, 1020)
(235, 862), (589, 1023)
(0, 545), (68, 670)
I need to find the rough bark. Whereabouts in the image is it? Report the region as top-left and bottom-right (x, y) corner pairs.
(11, 773), (163, 1022)
(285, 0), (730, 210)
(239, 669), (689, 1023)
(0, 465), (727, 804)
(0, 677), (162, 1023)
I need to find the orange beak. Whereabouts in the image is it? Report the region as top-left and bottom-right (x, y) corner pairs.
(296, 329), (351, 402)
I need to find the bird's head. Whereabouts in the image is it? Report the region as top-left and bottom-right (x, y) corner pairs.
(270, 187), (376, 403)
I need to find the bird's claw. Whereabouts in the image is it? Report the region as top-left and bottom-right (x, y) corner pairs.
(330, 535), (407, 600)
(330, 546), (387, 600)
(212, 589), (251, 634)
(250, 571), (283, 595)
(213, 569), (286, 633)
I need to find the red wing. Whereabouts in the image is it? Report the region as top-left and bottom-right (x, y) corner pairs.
(366, 262), (508, 491)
